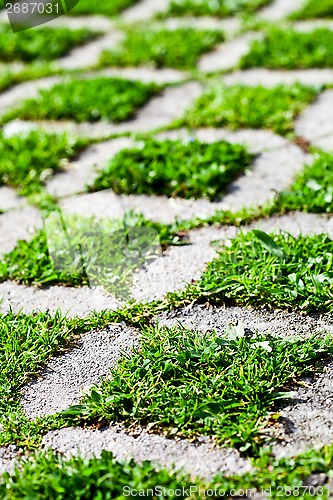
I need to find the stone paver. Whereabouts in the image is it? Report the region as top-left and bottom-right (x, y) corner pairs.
(0, 187), (25, 211)
(21, 324), (138, 418)
(199, 32), (263, 73)
(258, 0), (306, 20)
(43, 426), (252, 479)
(0, 206), (42, 256)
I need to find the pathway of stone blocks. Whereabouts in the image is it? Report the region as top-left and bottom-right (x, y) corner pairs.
(1, 0), (333, 486)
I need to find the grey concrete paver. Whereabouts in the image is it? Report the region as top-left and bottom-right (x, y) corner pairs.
(43, 426), (253, 479)
(199, 33), (263, 73)
(0, 281), (119, 318)
(21, 324), (138, 418)
(56, 31), (124, 70)
(258, 0), (306, 20)
(0, 206), (42, 256)
(224, 69), (333, 87)
(46, 137), (134, 198)
(295, 89), (333, 152)
(122, 0), (171, 22)
(0, 187), (25, 211)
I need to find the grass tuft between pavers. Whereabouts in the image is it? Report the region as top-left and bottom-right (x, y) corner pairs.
(241, 28), (333, 69)
(3, 77), (160, 124)
(185, 230), (333, 313)
(3, 446), (333, 498)
(89, 138), (254, 201)
(290, 0), (333, 19)
(2, 447), (333, 499)
(182, 83), (318, 136)
(69, 0), (136, 17)
(0, 212), (186, 295)
(63, 324), (333, 454)
(167, 0), (271, 17)
(275, 151), (333, 214)
(0, 24), (98, 62)
(0, 130), (86, 197)
(100, 26), (225, 69)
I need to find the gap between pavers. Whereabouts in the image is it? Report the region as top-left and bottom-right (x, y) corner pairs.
(42, 426), (253, 479)
(224, 69), (333, 87)
(0, 187), (25, 212)
(0, 69), (195, 117)
(295, 89), (333, 152)
(49, 126), (293, 201)
(46, 137), (134, 198)
(158, 303), (333, 461)
(21, 323), (139, 419)
(1, 213), (332, 317)
(258, 0), (306, 21)
(0, 222), (231, 315)
(1, 81), (203, 139)
(199, 32), (263, 74)
(56, 138), (308, 222)
(0, 76), (60, 118)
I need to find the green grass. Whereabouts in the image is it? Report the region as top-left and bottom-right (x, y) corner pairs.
(0, 130), (85, 197)
(0, 304), (164, 449)
(241, 28), (333, 69)
(275, 151), (333, 214)
(3, 446), (333, 499)
(0, 212), (186, 297)
(63, 324), (333, 453)
(3, 77), (159, 123)
(182, 83), (318, 136)
(0, 311), (76, 418)
(167, 0), (271, 17)
(290, 0), (333, 19)
(0, 451), (196, 500)
(70, 0), (136, 16)
(100, 27), (224, 69)
(0, 24), (97, 62)
(89, 138), (253, 201)
(0, 63), (57, 94)
(185, 230), (333, 313)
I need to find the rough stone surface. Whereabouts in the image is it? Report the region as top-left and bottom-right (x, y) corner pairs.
(56, 32), (124, 70)
(258, 0), (306, 20)
(0, 206), (42, 256)
(199, 33), (263, 73)
(0, 281), (120, 318)
(122, 0), (171, 21)
(224, 69), (333, 87)
(42, 426), (253, 479)
(295, 90), (333, 152)
(0, 187), (25, 211)
(273, 363), (333, 458)
(21, 324), (138, 418)
(46, 137), (134, 198)
(158, 304), (333, 339)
